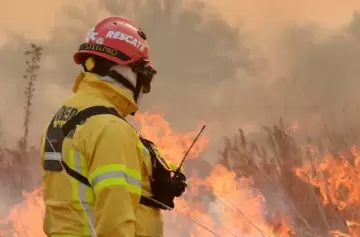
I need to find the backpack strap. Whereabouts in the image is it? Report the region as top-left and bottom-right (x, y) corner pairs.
(62, 106), (122, 136)
(61, 106), (125, 187)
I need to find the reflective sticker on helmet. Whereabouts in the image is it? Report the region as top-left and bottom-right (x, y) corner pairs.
(105, 30), (146, 52)
(86, 28), (98, 42)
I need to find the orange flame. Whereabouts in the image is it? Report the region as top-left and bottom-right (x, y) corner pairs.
(2, 187), (45, 237)
(294, 145), (360, 210)
(294, 145), (360, 236)
(134, 112), (208, 163)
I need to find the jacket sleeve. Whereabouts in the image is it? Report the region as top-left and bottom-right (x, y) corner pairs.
(86, 119), (142, 237)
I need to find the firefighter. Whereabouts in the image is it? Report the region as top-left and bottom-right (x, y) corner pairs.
(40, 16), (187, 237)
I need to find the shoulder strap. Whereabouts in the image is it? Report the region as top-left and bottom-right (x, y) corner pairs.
(62, 162), (92, 186)
(60, 106), (124, 187)
(62, 106), (123, 137)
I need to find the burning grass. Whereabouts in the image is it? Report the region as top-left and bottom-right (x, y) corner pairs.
(0, 114), (359, 236)
(218, 122), (360, 236)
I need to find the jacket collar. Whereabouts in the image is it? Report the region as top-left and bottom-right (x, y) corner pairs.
(72, 72), (138, 116)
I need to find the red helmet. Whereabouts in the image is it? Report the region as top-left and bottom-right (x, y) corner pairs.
(74, 16), (154, 69)
(74, 16), (156, 96)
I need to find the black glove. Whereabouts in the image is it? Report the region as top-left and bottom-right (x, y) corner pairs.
(170, 172), (187, 197)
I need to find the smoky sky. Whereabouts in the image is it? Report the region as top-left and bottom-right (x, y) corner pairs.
(1, 0), (360, 153)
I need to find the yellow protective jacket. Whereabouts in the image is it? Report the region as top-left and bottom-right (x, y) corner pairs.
(40, 72), (163, 237)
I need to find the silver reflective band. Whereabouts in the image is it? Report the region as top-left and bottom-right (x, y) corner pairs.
(44, 152), (62, 161)
(91, 171), (142, 187)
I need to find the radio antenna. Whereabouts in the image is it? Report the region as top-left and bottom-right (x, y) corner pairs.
(175, 125), (206, 174)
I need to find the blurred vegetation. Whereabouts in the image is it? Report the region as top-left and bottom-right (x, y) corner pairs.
(0, 43), (43, 216)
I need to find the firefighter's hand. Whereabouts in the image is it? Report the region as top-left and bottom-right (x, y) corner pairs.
(171, 172), (187, 197)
